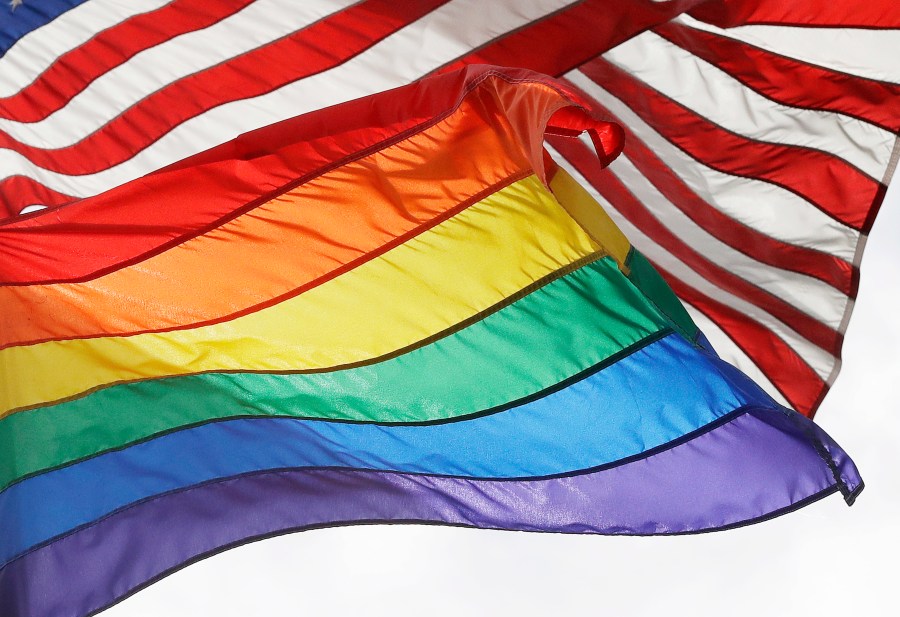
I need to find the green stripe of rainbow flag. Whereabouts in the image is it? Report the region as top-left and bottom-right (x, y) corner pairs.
(0, 65), (860, 617)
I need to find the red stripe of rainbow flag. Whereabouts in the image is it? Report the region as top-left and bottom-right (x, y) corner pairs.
(0, 65), (861, 617)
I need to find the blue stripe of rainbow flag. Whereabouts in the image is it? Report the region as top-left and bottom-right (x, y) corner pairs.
(0, 65), (861, 617)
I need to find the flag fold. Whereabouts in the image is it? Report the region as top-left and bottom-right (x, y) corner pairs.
(0, 64), (862, 617)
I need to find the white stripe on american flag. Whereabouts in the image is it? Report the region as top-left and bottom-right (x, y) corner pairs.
(0, 0), (577, 193)
(603, 30), (894, 180)
(1, 0), (896, 417)
(0, 0), (356, 145)
(604, 150), (851, 328)
(0, 0), (169, 96)
(680, 301), (792, 408)
(563, 71), (863, 261)
(554, 11), (898, 413)
(680, 15), (900, 85)
(549, 144), (838, 383)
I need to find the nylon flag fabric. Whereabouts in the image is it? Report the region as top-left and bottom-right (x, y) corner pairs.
(0, 1), (895, 616)
(0, 63), (864, 617)
(0, 0), (897, 417)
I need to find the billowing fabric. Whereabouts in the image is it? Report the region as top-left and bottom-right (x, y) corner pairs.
(0, 64), (862, 617)
(0, 0), (897, 416)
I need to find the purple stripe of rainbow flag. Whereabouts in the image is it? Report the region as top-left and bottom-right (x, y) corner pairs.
(0, 65), (861, 617)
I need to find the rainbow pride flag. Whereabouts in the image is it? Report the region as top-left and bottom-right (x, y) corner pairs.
(0, 66), (862, 617)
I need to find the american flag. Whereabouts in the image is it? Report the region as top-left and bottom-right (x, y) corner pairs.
(1, 2), (898, 616)
(0, 0), (897, 414)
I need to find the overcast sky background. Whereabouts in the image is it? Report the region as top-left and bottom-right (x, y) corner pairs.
(104, 181), (900, 617)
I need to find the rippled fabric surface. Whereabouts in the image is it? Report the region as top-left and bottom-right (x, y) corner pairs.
(0, 65), (861, 617)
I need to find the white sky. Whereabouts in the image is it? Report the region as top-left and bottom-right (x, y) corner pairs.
(103, 182), (900, 617)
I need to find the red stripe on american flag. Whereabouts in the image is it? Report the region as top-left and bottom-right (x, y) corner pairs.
(549, 133), (842, 355)
(1, 0), (894, 420)
(437, 0), (697, 77)
(0, 0), (448, 176)
(662, 266), (829, 416)
(689, 0), (900, 29)
(654, 21), (900, 132)
(0, 176), (73, 219)
(0, 0), (256, 122)
(577, 58), (881, 229)
(0, 175), (76, 218)
(560, 78), (856, 293)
